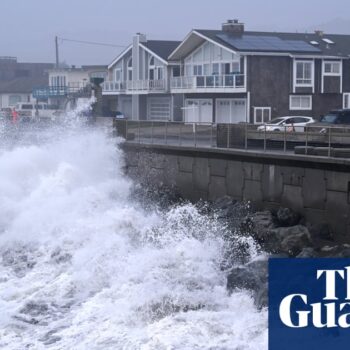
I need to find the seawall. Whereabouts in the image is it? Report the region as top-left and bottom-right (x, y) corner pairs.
(122, 143), (350, 241)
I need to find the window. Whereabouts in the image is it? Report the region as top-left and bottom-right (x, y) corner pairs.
(193, 65), (202, 76)
(324, 61), (341, 75)
(254, 107), (271, 124)
(344, 93), (350, 109)
(51, 76), (66, 87)
(290, 95), (312, 110)
(9, 95), (22, 106)
(156, 67), (163, 80)
(115, 68), (122, 81)
(172, 66), (180, 77)
(295, 61), (313, 85)
(127, 58), (133, 81)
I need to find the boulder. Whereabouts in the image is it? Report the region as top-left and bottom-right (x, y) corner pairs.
(227, 256), (268, 308)
(240, 211), (275, 241)
(262, 225), (312, 256)
(275, 207), (301, 227)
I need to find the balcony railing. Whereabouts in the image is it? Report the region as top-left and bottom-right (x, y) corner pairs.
(102, 81), (126, 93)
(102, 79), (166, 94)
(33, 83), (91, 99)
(126, 79), (166, 91)
(171, 74), (245, 91)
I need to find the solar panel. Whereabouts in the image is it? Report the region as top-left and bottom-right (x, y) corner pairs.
(216, 34), (322, 53)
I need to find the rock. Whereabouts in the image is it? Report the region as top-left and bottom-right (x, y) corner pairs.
(227, 257), (268, 308)
(275, 207), (301, 227)
(308, 223), (334, 242)
(212, 196), (237, 211)
(297, 247), (318, 258)
(240, 211), (275, 241)
(262, 225), (312, 256)
(319, 244), (350, 257)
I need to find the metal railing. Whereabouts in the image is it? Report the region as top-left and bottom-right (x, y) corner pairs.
(171, 74), (245, 90)
(114, 120), (350, 159)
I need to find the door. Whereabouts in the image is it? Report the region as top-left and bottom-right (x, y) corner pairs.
(120, 98), (132, 119)
(185, 99), (213, 123)
(216, 99), (246, 123)
(147, 97), (171, 121)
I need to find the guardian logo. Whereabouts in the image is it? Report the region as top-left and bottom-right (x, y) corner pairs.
(269, 259), (350, 350)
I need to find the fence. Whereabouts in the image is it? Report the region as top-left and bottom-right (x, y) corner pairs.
(114, 120), (350, 158)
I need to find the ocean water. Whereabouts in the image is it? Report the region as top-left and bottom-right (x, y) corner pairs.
(0, 109), (267, 349)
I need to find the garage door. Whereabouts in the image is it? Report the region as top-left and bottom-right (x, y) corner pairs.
(147, 97), (171, 121)
(185, 99), (213, 123)
(216, 99), (246, 123)
(119, 98), (132, 119)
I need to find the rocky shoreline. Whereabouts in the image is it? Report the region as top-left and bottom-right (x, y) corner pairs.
(212, 196), (350, 309)
(131, 185), (350, 310)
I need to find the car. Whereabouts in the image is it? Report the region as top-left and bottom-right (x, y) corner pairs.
(308, 109), (350, 134)
(115, 111), (126, 119)
(316, 109), (350, 125)
(257, 116), (315, 132)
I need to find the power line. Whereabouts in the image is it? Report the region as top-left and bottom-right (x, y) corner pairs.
(58, 37), (127, 48)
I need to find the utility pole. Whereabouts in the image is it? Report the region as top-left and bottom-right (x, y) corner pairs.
(55, 36), (59, 68)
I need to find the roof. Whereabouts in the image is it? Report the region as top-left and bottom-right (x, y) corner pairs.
(141, 40), (182, 60)
(0, 76), (49, 93)
(195, 29), (350, 57)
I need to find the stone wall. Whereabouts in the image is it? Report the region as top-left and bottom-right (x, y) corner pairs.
(123, 143), (350, 241)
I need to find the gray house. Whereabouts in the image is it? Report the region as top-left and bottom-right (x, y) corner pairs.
(102, 35), (181, 120)
(103, 20), (350, 124)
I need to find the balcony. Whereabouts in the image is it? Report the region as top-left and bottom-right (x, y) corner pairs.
(102, 79), (167, 95)
(33, 83), (91, 99)
(102, 81), (126, 95)
(171, 74), (246, 93)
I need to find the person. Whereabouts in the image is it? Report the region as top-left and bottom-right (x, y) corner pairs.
(11, 108), (18, 124)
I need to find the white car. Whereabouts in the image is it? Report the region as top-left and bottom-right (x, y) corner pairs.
(257, 116), (315, 132)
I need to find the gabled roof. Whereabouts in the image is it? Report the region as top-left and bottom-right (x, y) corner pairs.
(108, 45), (132, 69)
(108, 40), (181, 69)
(141, 40), (181, 61)
(169, 29), (350, 60)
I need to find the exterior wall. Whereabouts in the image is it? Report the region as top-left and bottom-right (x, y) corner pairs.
(48, 70), (90, 87)
(124, 144), (350, 242)
(343, 60), (350, 92)
(248, 55), (345, 122)
(0, 93), (34, 108)
(248, 56), (292, 122)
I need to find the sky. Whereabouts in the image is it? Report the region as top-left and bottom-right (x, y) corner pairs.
(1, 0), (350, 66)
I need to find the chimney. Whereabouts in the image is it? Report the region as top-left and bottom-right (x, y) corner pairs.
(314, 30), (324, 37)
(222, 19), (244, 34)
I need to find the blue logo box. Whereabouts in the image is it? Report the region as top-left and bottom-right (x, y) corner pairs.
(269, 258), (350, 350)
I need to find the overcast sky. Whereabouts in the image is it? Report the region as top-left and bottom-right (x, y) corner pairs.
(1, 0), (349, 66)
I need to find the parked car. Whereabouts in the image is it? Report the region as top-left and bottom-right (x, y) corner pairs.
(316, 109), (350, 125)
(257, 116), (315, 132)
(115, 111), (126, 119)
(309, 109), (350, 134)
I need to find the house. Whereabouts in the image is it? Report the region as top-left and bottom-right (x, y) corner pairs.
(102, 34), (181, 119)
(103, 20), (350, 124)
(169, 20), (350, 124)
(0, 57), (53, 109)
(34, 65), (107, 109)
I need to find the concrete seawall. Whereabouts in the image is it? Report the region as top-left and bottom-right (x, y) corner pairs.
(122, 143), (350, 241)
